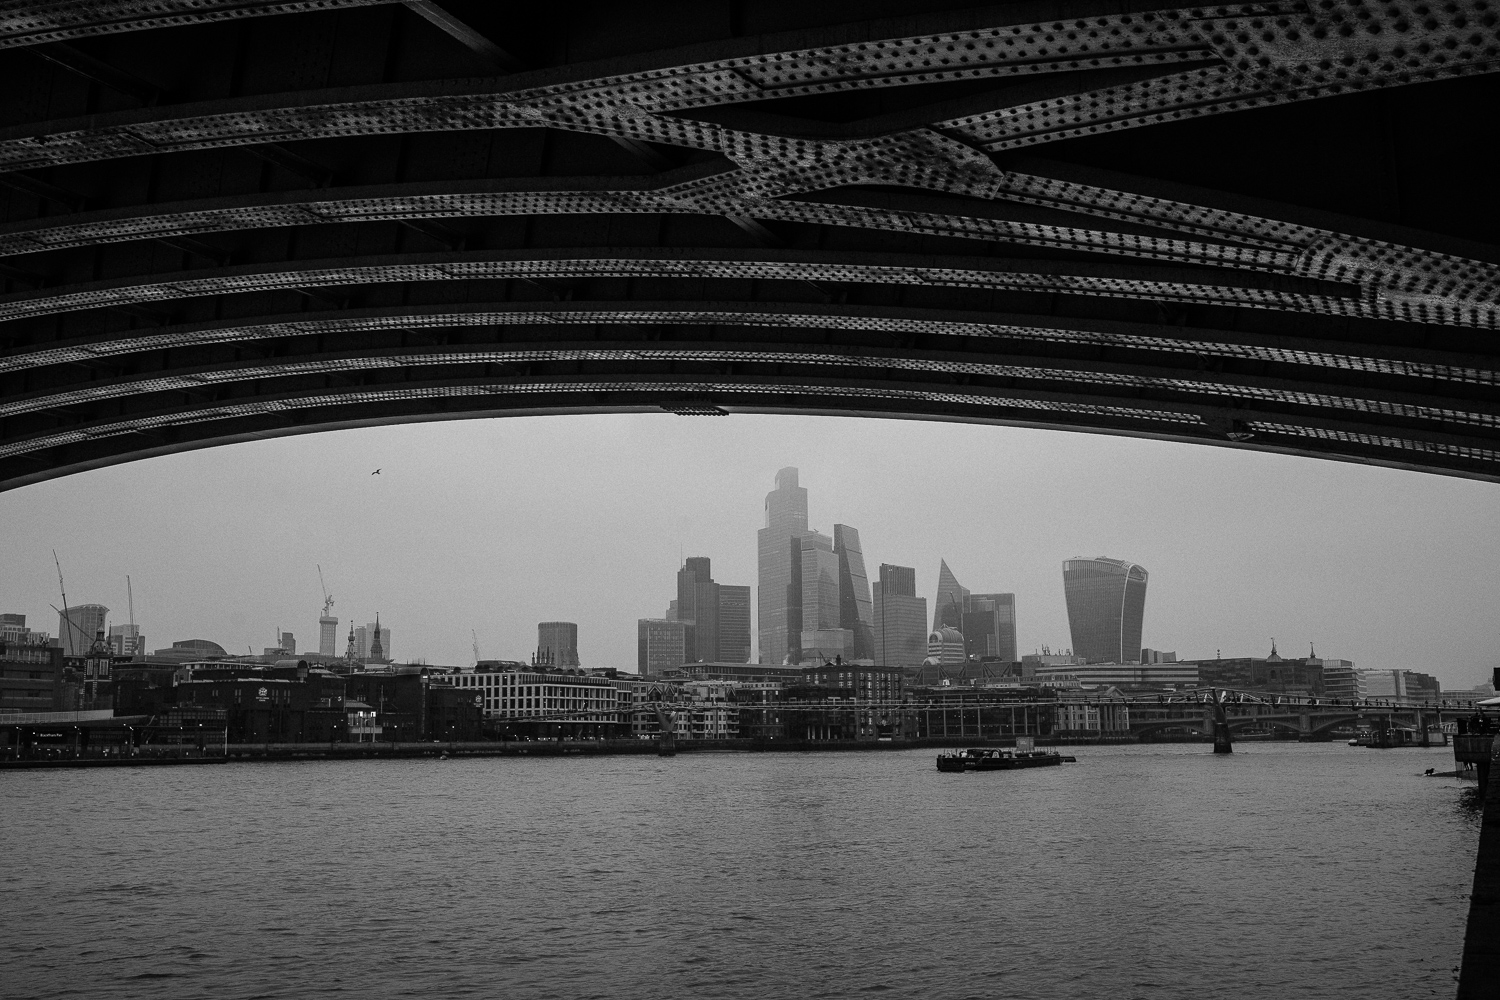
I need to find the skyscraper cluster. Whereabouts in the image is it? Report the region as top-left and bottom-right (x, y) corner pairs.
(756, 468), (879, 667)
(928, 560), (1018, 663)
(752, 469), (1155, 672)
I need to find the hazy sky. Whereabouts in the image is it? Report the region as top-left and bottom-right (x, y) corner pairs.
(3, 414), (1497, 690)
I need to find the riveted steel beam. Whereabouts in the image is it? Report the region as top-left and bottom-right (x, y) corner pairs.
(0, 1), (1494, 182)
(5, 371), (1500, 493)
(5, 301), (1492, 387)
(0, 0), (388, 50)
(4, 341), (1496, 435)
(0, 0), (1496, 489)
(13, 246), (1489, 333)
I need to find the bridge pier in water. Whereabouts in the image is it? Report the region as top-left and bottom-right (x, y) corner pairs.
(1457, 735), (1500, 998)
(1209, 695), (1232, 754)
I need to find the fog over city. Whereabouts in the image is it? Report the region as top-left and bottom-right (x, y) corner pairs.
(2, 414), (1496, 689)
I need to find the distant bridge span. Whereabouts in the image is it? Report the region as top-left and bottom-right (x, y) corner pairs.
(1, 0), (1499, 491)
(1126, 699), (1442, 739)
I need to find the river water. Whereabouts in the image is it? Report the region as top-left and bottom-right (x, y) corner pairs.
(0, 743), (1480, 999)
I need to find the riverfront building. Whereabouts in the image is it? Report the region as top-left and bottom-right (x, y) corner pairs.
(1032, 662), (1199, 688)
(1062, 557), (1149, 664)
(758, 467), (810, 666)
(0, 629), (64, 713)
(454, 661), (621, 722)
(873, 564), (927, 667)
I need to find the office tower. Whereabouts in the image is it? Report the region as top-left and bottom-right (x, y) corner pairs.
(757, 467), (809, 665)
(717, 585), (752, 663)
(354, 622), (392, 661)
(638, 619), (692, 676)
(834, 525), (875, 661)
(933, 560), (970, 629)
(964, 593), (1018, 661)
(319, 615), (338, 656)
(677, 558), (719, 663)
(874, 564), (928, 666)
(108, 623), (146, 657)
(1062, 557), (1149, 663)
(58, 604), (108, 656)
(799, 531), (849, 662)
(538, 621), (580, 667)
(281, 632), (296, 654)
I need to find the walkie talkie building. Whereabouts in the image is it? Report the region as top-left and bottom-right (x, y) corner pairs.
(1062, 558), (1149, 665)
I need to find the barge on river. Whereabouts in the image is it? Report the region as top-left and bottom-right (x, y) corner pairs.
(936, 747), (1075, 772)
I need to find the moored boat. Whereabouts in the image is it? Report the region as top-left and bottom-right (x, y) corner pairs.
(935, 747), (1075, 771)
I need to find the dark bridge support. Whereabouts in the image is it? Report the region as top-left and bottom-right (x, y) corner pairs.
(1211, 694), (1232, 755)
(1458, 736), (1500, 998)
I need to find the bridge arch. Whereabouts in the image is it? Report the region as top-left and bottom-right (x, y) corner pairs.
(1, 0), (1498, 491)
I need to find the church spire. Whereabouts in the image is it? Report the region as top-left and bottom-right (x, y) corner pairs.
(369, 613), (384, 662)
(345, 621), (358, 663)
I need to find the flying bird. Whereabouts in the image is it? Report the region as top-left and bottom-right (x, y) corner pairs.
(372, 469), (381, 475)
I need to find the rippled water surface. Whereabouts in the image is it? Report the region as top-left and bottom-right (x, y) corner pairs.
(0, 743), (1480, 999)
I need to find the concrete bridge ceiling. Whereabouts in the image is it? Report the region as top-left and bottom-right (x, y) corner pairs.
(1, 0), (1497, 491)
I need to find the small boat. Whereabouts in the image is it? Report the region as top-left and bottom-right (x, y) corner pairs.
(936, 747), (1073, 772)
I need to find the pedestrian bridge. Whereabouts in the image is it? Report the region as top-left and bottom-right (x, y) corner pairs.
(0, 0), (1498, 491)
(1121, 691), (1460, 739)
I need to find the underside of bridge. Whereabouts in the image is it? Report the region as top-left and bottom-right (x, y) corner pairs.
(1, 0), (1497, 491)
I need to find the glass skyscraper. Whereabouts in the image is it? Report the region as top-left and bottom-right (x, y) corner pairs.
(717, 585), (751, 663)
(933, 560), (970, 630)
(757, 467), (808, 665)
(874, 563), (927, 667)
(965, 593), (1018, 662)
(677, 558), (718, 663)
(1062, 557), (1149, 664)
(799, 530), (846, 661)
(834, 524), (874, 661)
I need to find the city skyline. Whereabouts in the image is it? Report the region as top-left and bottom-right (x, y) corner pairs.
(3, 414), (1499, 689)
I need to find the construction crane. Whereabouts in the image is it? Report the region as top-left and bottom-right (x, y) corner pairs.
(472, 630), (480, 665)
(50, 549), (88, 651)
(317, 565), (334, 618)
(126, 575), (136, 655)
